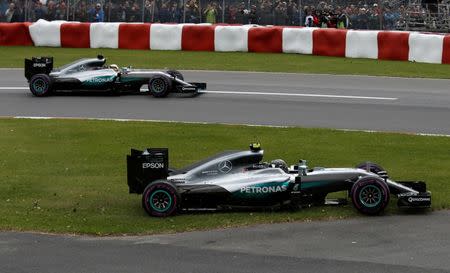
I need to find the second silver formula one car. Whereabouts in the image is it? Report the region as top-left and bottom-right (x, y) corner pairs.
(24, 55), (206, 97)
(127, 144), (431, 217)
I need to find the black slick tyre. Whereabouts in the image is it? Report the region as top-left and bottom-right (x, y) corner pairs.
(166, 70), (184, 81)
(142, 180), (180, 217)
(351, 176), (390, 215)
(29, 74), (53, 97)
(148, 76), (172, 98)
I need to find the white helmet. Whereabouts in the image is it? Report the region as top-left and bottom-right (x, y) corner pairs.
(109, 64), (119, 72)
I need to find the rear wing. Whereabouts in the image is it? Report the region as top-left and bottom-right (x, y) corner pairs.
(24, 57), (53, 81)
(127, 148), (169, 194)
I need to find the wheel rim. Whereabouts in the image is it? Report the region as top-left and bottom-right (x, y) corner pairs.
(151, 79), (165, 93)
(149, 190), (172, 212)
(32, 78), (47, 94)
(359, 185), (382, 208)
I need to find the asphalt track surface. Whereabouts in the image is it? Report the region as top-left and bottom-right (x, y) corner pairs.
(1, 70), (450, 134)
(1, 210), (449, 273)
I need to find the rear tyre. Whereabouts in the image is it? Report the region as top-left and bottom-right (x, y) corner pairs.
(166, 70), (184, 81)
(356, 162), (385, 174)
(142, 180), (179, 217)
(29, 74), (53, 97)
(148, 76), (172, 98)
(351, 177), (390, 215)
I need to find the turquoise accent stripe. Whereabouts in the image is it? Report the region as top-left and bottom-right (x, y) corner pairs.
(301, 180), (335, 189)
(120, 77), (144, 83)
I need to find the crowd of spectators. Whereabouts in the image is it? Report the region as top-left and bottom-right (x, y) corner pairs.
(0, 0), (448, 31)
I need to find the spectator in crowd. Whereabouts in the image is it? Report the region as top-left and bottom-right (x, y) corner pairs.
(56, 1), (67, 20)
(337, 8), (349, 28)
(0, 0), (8, 22)
(224, 2), (238, 23)
(274, 1), (288, 25)
(34, 1), (47, 21)
(4, 2), (15, 22)
(185, 0), (199, 23)
(174, 3), (183, 23)
(128, 2), (141, 22)
(247, 4), (258, 24)
(286, 0), (298, 25)
(89, 2), (104, 22)
(46, 0), (56, 21)
(74, 1), (89, 22)
(204, 3), (217, 24)
(5, 2), (23, 22)
(304, 8), (314, 26)
(159, 2), (171, 23)
(259, 0), (273, 25)
(144, 0), (158, 22)
(235, 2), (245, 24)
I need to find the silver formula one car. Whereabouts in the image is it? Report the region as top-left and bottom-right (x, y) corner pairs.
(127, 144), (431, 217)
(24, 55), (206, 97)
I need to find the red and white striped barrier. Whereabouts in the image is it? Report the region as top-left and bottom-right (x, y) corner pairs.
(0, 22), (33, 46)
(1, 19), (449, 65)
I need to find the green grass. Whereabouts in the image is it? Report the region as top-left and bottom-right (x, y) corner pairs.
(0, 118), (449, 235)
(1, 46), (450, 78)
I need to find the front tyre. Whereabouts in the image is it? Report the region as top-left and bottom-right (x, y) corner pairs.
(142, 180), (179, 217)
(351, 177), (390, 215)
(148, 76), (172, 98)
(29, 74), (53, 97)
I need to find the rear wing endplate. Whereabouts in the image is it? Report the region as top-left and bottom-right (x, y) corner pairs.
(24, 57), (53, 81)
(127, 148), (169, 194)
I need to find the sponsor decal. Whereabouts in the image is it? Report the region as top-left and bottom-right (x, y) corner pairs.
(142, 162), (164, 169)
(169, 178), (186, 184)
(85, 76), (114, 84)
(201, 170), (219, 175)
(398, 192), (415, 197)
(33, 63), (47, 68)
(218, 160), (232, 174)
(182, 86), (196, 91)
(408, 197), (431, 202)
(240, 185), (288, 194)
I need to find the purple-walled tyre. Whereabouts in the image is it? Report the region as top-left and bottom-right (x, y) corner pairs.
(142, 180), (179, 217)
(351, 177), (390, 215)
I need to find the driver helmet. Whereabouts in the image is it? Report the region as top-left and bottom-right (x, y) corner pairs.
(109, 64), (119, 72)
(271, 159), (288, 173)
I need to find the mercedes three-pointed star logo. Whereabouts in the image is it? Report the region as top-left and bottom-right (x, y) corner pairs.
(218, 160), (232, 173)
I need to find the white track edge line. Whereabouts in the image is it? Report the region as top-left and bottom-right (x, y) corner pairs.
(0, 87), (397, 100)
(201, 90), (397, 100)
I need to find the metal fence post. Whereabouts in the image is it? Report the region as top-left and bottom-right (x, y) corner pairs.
(142, 0), (145, 22)
(183, 0), (186, 23)
(222, 0), (225, 22)
(298, 0), (302, 26)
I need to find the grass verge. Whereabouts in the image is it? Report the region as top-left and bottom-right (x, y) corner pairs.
(1, 46), (450, 79)
(0, 118), (449, 235)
